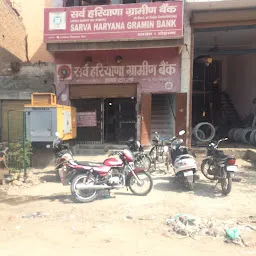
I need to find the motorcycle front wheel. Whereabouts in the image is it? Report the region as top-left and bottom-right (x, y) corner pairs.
(128, 171), (153, 196)
(221, 173), (232, 195)
(71, 174), (98, 203)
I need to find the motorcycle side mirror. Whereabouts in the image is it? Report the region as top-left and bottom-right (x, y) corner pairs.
(179, 130), (185, 136)
(55, 132), (60, 137)
(46, 144), (51, 148)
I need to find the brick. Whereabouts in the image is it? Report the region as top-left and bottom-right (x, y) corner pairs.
(0, 0), (26, 74)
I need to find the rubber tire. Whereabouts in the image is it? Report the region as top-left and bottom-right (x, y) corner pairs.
(128, 171), (153, 196)
(55, 169), (61, 182)
(187, 181), (194, 191)
(201, 159), (217, 181)
(228, 128), (237, 140)
(249, 129), (256, 145)
(221, 173), (232, 195)
(135, 155), (151, 171)
(233, 128), (243, 142)
(71, 174), (98, 203)
(241, 128), (255, 144)
(166, 153), (170, 172)
(192, 128), (206, 140)
(193, 122), (215, 142)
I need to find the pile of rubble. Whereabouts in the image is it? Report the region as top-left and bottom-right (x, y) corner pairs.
(1, 171), (40, 189)
(166, 214), (256, 245)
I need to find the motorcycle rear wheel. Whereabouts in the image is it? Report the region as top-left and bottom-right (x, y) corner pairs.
(128, 171), (153, 196)
(55, 169), (61, 182)
(201, 159), (217, 181)
(71, 174), (98, 203)
(221, 174), (232, 195)
(187, 181), (194, 191)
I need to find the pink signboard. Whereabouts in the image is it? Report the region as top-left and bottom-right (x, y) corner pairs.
(55, 48), (181, 101)
(44, 1), (183, 42)
(77, 111), (97, 127)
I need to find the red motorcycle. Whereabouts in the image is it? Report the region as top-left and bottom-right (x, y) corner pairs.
(59, 149), (154, 203)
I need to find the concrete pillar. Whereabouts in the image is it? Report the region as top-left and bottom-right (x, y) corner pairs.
(180, 10), (192, 146)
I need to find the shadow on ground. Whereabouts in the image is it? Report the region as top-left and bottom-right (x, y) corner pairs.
(153, 175), (227, 199)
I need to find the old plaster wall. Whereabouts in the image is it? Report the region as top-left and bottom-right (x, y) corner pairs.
(0, 63), (55, 100)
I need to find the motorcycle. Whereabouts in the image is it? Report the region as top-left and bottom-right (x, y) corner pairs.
(57, 148), (153, 203)
(46, 132), (73, 181)
(201, 138), (237, 195)
(126, 137), (151, 172)
(166, 130), (198, 190)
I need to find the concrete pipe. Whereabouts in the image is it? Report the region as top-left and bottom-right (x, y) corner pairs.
(249, 129), (256, 145)
(233, 128), (244, 142)
(193, 122), (215, 142)
(240, 128), (255, 144)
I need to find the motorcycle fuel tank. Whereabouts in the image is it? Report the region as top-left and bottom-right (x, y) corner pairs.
(103, 157), (123, 167)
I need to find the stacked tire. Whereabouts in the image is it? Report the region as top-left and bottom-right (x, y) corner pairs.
(192, 122), (216, 143)
(228, 127), (256, 144)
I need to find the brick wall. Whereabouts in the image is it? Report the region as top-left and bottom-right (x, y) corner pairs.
(0, 0), (26, 74)
(0, 63), (55, 99)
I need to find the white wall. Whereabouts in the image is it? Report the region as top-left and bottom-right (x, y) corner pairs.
(226, 54), (256, 118)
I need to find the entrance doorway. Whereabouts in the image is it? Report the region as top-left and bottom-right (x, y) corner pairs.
(104, 98), (136, 143)
(72, 97), (136, 144)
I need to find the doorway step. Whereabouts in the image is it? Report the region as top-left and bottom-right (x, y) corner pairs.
(151, 94), (175, 139)
(72, 143), (129, 156)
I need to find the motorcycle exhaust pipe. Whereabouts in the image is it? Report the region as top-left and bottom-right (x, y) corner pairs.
(75, 184), (112, 190)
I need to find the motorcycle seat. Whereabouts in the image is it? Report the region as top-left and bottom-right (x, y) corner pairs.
(217, 155), (235, 161)
(75, 161), (102, 167)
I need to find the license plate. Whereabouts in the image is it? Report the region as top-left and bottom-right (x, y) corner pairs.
(226, 165), (237, 172)
(184, 170), (193, 177)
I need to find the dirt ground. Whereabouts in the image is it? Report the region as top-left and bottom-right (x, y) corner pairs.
(0, 155), (256, 256)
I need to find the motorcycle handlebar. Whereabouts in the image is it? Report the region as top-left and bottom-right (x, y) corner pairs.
(209, 137), (228, 148)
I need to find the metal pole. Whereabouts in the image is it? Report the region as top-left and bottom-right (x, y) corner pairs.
(7, 111), (10, 175)
(23, 112), (27, 177)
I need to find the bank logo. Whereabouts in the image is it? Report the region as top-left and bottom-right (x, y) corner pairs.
(49, 11), (66, 30)
(53, 16), (61, 25)
(57, 64), (72, 81)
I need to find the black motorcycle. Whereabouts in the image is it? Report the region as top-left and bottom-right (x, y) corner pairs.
(201, 138), (237, 195)
(126, 137), (151, 172)
(46, 132), (73, 181)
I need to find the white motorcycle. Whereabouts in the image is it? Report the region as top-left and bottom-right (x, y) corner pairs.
(166, 130), (198, 190)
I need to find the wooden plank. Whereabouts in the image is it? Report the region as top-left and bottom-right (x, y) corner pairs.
(140, 94), (152, 146)
(175, 93), (187, 143)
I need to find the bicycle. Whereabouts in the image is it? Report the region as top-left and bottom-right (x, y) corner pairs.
(0, 143), (9, 169)
(148, 132), (170, 174)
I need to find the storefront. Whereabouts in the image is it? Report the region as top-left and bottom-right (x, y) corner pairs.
(190, 7), (256, 145)
(44, 0), (188, 145)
